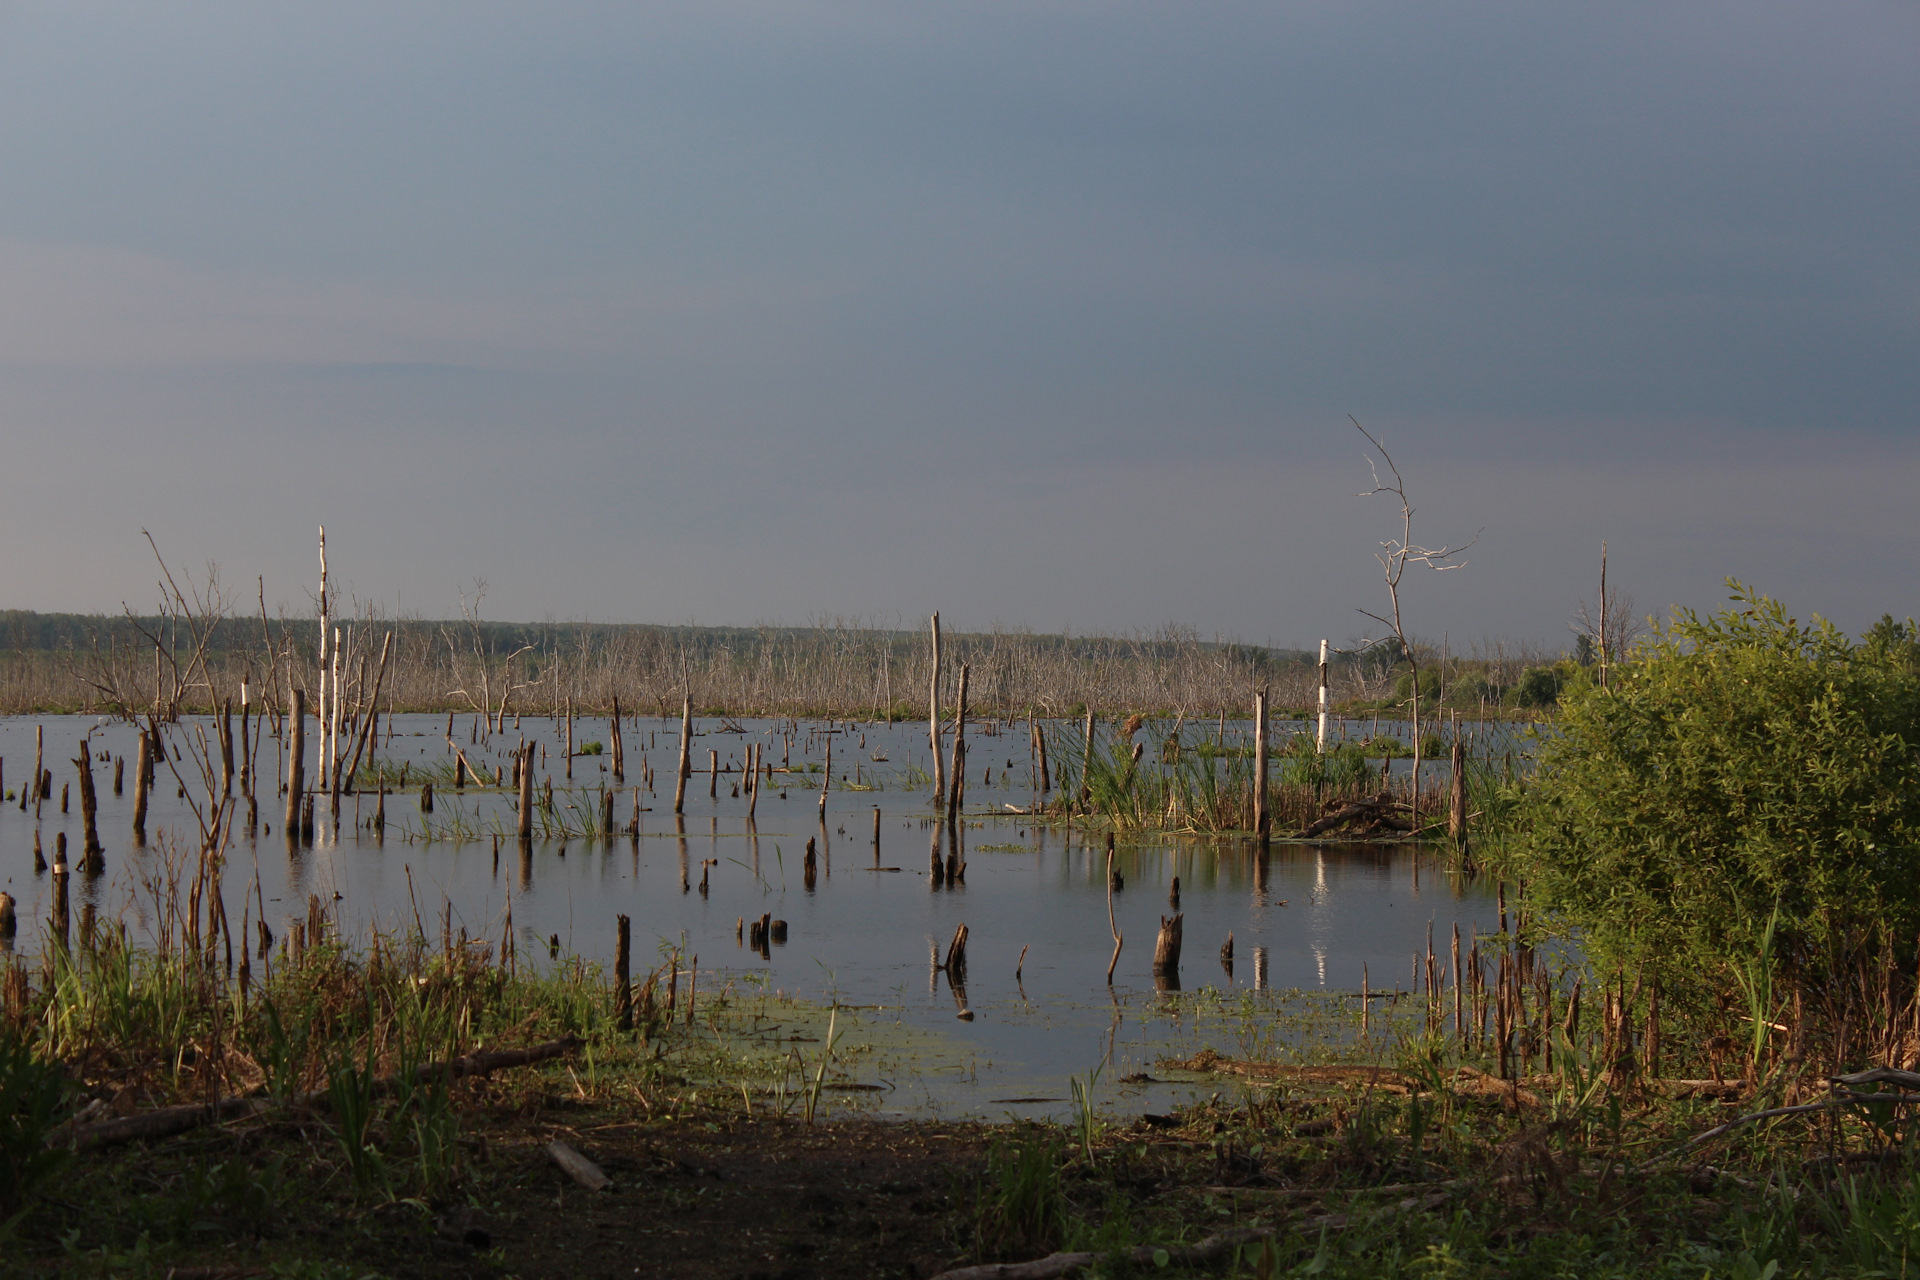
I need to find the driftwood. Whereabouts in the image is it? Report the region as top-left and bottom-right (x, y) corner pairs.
(67, 1036), (581, 1151)
(1300, 794), (1413, 839)
(1640, 1066), (1920, 1171)
(929, 1227), (1273, 1280)
(68, 1097), (274, 1152)
(546, 1139), (611, 1191)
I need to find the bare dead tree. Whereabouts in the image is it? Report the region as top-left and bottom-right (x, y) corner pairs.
(1569, 541), (1645, 687)
(1350, 417), (1477, 815)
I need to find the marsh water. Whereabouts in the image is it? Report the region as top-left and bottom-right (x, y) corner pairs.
(0, 712), (1527, 1119)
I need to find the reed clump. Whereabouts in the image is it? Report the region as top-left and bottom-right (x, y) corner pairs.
(1044, 717), (1511, 839)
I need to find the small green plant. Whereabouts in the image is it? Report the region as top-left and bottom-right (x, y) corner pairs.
(803, 1005), (840, 1125)
(1068, 1063), (1103, 1164)
(973, 1135), (1067, 1260)
(326, 1049), (389, 1196)
(579, 740), (604, 755)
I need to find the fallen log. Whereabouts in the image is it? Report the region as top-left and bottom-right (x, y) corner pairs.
(547, 1139), (612, 1191)
(928, 1227), (1273, 1280)
(68, 1097), (274, 1152)
(67, 1035), (582, 1151)
(1301, 796), (1413, 838)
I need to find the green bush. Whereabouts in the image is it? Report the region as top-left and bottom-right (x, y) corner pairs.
(1446, 673), (1491, 707)
(1511, 664), (1568, 708)
(1501, 583), (1920, 1017)
(1393, 668), (1442, 701)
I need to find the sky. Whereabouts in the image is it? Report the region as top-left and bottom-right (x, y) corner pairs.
(1, 1), (1915, 650)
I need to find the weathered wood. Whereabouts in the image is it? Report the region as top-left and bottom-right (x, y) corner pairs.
(546, 1139), (611, 1191)
(131, 733), (151, 843)
(947, 664), (970, 812)
(74, 743), (103, 864)
(1253, 686), (1269, 838)
(284, 689), (305, 846)
(517, 743), (534, 841)
(928, 1227), (1274, 1280)
(929, 612), (945, 805)
(219, 700), (235, 797)
(1152, 913), (1183, 976)
(610, 696), (624, 781)
(614, 915), (632, 1030)
(1302, 796), (1413, 838)
(68, 1037), (584, 1151)
(673, 692), (692, 813)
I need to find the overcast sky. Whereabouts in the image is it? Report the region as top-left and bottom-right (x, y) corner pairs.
(1, 2), (1914, 649)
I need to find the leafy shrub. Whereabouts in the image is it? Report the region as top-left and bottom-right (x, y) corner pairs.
(1501, 583), (1920, 1022)
(1446, 673), (1491, 707)
(1393, 668), (1441, 701)
(578, 740), (604, 756)
(1512, 664), (1568, 708)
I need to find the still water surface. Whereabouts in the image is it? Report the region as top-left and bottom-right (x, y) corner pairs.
(1, 713), (1507, 1118)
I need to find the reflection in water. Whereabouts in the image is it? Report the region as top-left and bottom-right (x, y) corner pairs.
(0, 712), (1503, 1117)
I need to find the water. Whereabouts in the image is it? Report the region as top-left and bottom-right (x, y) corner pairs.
(0, 712), (1507, 1118)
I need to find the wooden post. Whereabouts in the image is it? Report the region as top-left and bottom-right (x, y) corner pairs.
(819, 740), (831, 818)
(1105, 833), (1123, 983)
(1036, 721), (1051, 793)
(32, 725), (43, 820)
(518, 743), (535, 842)
(673, 693), (692, 814)
(1152, 913), (1184, 976)
(565, 698), (574, 780)
(1316, 639), (1330, 754)
(1253, 686), (1270, 840)
(75, 744), (103, 868)
(709, 748), (719, 799)
(947, 664), (969, 812)
(112, 754), (124, 796)
(614, 915), (632, 1030)
(928, 613), (945, 805)
(285, 689), (306, 846)
(51, 850), (69, 951)
(611, 696), (625, 781)
(132, 733), (151, 845)
(747, 742), (759, 821)
(872, 805), (881, 862)
(219, 701), (235, 797)
(239, 680), (253, 795)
